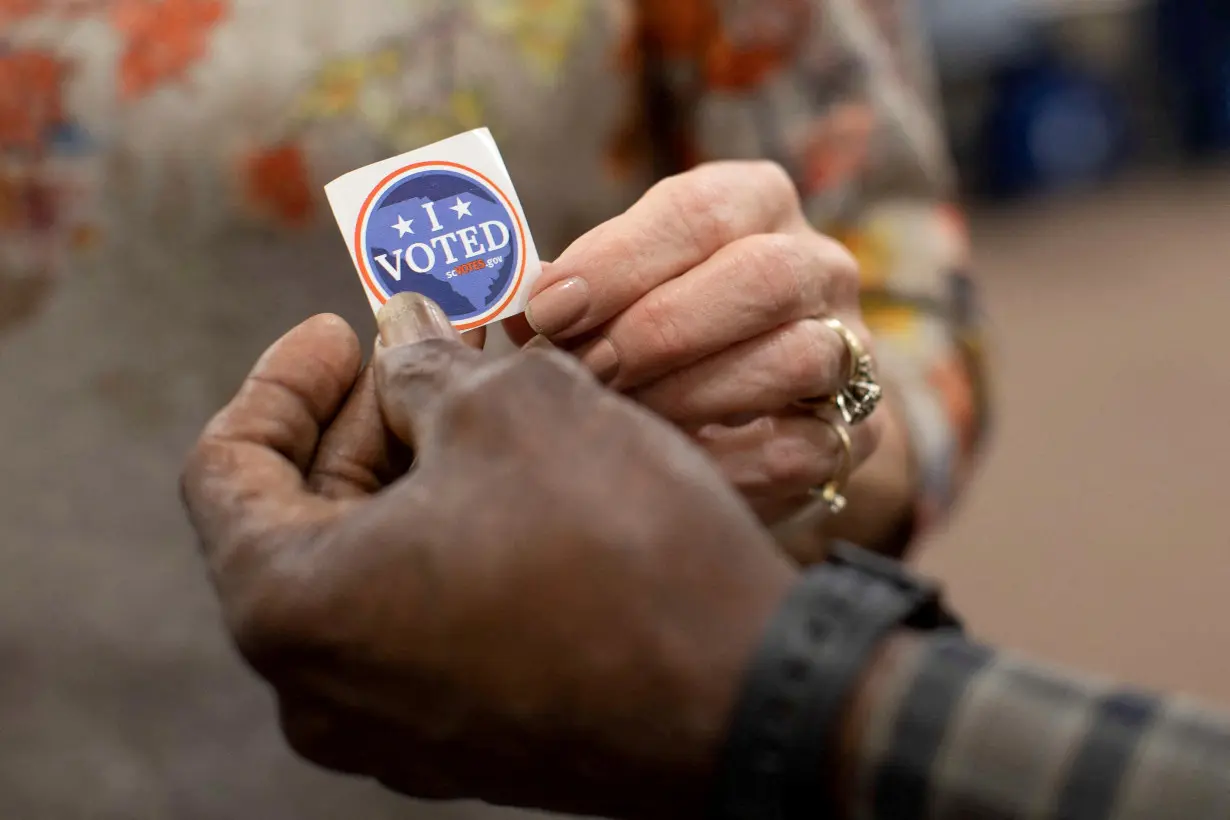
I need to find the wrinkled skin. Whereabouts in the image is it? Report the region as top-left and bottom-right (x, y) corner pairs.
(505, 161), (885, 525)
(181, 300), (798, 819)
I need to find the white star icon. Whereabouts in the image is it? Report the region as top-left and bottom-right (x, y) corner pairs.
(449, 197), (473, 220)
(391, 215), (415, 237)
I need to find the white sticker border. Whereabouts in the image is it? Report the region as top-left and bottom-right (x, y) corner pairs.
(324, 127), (542, 330)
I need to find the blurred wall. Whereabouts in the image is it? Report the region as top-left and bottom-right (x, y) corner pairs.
(917, 167), (1230, 706)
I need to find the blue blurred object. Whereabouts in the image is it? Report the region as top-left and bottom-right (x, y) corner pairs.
(1156, 0), (1230, 155)
(921, 0), (1036, 75)
(982, 49), (1129, 199)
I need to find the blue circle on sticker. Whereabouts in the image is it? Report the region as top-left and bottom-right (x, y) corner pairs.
(357, 163), (525, 328)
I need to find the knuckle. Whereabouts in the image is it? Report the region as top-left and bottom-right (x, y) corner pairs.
(777, 320), (844, 394)
(179, 437), (245, 553)
(732, 233), (808, 318)
(226, 568), (320, 673)
(228, 596), (287, 668)
(477, 349), (588, 396)
(443, 361), (507, 414)
(744, 160), (801, 210)
(812, 235), (861, 301)
(655, 170), (741, 250)
(652, 161), (801, 252)
(591, 228), (644, 278)
(278, 701), (344, 769)
(179, 437), (218, 511)
(437, 350), (594, 433)
(435, 355), (531, 420)
(634, 293), (693, 364)
(377, 339), (469, 395)
(820, 235), (860, 278)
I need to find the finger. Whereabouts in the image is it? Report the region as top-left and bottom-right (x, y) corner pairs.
(461, 326), (487, 350)
(576, 232), (854, 390)
(181, 314), (362, 559)
(309, 290), (488, 498)
(695, 413), (881, 505)
(502, 264), (584, 349)
(524, 161), (803, 340)
(501, 313), (535, 348)
(499, 260), (555, 349)
(632, 316), (869, 425)
(372, 293), (482, 450)
(307, 363), (413, 499)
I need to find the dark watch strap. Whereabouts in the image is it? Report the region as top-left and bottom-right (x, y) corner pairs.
(710, 542), (962, 820)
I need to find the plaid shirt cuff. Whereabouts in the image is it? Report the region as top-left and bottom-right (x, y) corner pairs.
(849, 635), (1230, 820)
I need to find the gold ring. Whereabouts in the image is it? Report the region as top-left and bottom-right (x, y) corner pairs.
(808, 415), (852, 515)
(792, 317), (883, 426)
(825, 317), (868, 381)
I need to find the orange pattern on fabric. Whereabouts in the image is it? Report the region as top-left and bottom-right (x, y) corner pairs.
(610, 0), (810, 175)
(927, 355), (978, 457)
(241, 142), (314, 228)
(111, 0), (228, 100)
(704, 1), (811, 90)
(609, 0), (987, 538)
(5, 0), (111, 22)
(633, 0), (807, 90)
(0, 49), (69, 153)
(0, 0), (42, 24)
(0, 171), (20, 229)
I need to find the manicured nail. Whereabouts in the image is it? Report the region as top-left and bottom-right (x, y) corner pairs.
(578, 337), (620, 384)
(376, 292), (457, 347)
(525, 276), (590, 337)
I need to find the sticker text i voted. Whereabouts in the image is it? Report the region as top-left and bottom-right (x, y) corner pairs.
(374, 194), (510, 282)
(325, 129), (542, 331)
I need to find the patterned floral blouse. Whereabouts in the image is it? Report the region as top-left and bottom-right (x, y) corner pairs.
(1, 0), (989, 541)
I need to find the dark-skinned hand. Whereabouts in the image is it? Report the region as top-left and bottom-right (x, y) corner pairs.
(181, 293), (798, 819)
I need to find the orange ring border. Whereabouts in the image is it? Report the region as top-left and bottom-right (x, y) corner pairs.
(353, 160), (528, 332)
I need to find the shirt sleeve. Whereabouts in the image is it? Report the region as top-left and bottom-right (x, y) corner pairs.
(632, 0), (993, 541)
(805, 0), (991, 540)
(852, 635), (1230, 820)
(780, 0), (990, 540)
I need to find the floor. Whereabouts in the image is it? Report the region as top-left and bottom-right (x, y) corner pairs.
(3, 168), (1230, 818)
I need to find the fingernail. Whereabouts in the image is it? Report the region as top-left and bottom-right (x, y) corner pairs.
(578, 337), (620, 383)
(376, 293), (457, 347)
(525, 276), (590, 337)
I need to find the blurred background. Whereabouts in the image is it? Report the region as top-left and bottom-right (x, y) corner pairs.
(914, 0), (1230, 705)
(3, 0), (1230, 816)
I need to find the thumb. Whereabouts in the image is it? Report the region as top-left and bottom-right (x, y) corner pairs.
(374, 293), (483, 450)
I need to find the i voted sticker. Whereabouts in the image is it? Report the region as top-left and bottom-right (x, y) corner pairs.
(325, 129), (542, 330)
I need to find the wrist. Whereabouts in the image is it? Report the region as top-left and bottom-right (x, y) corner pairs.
(637, 550), (800, 820)
(707, 546), (960, 820)
(830, 631), (923, 818)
